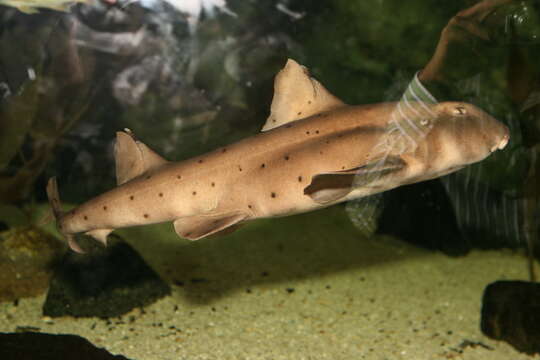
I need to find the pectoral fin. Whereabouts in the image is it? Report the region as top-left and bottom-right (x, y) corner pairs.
(303, 171), (357, 204)
(173, 213), (248, 241)
(304, 156), (405, 204)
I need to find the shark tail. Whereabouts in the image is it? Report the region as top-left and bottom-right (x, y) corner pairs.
(46, 177), (84, 253)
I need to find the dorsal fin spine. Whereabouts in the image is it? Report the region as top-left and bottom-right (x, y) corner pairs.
(262, 59), (346, 132)
(114, 129), (169, 185)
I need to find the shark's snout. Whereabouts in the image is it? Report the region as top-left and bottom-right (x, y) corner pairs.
(490, 125), (509, 153)
(497, 132), (509, 150)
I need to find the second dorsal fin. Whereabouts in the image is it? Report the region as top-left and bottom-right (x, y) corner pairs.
(114, 129), (169, 185)
(262, 59), (346, 132)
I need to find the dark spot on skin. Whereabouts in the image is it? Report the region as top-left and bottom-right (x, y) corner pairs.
(261, 163), (265, 168)
(84, 215), (88, 220)
(146, 175), (152, 180)
(159, 193), (163, 197)
(341, 166), (346, 170)
(453, 106), (467, 115)
(271, 192), (276, 198)
(211, 182), (215, 187)
(308, 100), (312, 104)
(306, 131), (310, 135)
(186, 232), (191, 237)
(298, 176), (302, 182)
(130, 195), (134, 200)
(103, 206), (107, 211)
(144, 214), (149, 218)
(338, 134), (343, 138)
(284, 155), (290, 160)
(198, 159), (203, 164)
(320, 151), (324, 155)
(192, 191), (197, 196)
(222, 148), (227, 153)
(315, 130), (319, 134)
(297, 111), (302, 116)
(177, 175), (182, 179)
(248, 205), (252, 209)
(239, 166), (243, 172)
(272, 119), (276, 123)
(326, 140), (330, 144)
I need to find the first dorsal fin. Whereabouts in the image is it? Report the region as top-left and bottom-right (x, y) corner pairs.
(114, 129), (169, 185)
(262, 59), (346, 132)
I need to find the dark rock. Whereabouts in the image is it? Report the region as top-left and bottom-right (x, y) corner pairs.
(0, 332), (133, 360)
(43, 238), (170, 318)
(481, 280), (540, 355)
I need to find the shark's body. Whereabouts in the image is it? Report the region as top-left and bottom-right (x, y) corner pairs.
(47, 59), (510, 252)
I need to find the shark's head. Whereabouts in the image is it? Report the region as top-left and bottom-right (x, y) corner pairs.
(398, 101), (511, 184)
(430, 102), (510, 165)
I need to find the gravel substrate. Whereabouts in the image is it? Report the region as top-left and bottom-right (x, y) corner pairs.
(1, 206), (537, 360)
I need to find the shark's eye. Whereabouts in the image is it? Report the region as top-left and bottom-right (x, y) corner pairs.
(453, 106), (467, 116)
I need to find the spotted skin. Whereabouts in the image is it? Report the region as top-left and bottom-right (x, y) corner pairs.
(46, 60), (509, 251)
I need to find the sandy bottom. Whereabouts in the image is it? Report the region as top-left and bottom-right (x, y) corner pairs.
(1, 205), (538, 360)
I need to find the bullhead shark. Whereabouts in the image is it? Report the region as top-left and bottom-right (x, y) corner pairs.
(47, 59), (510, 252)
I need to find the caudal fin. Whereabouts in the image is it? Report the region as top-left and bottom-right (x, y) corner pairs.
(46, 177), (84, 253)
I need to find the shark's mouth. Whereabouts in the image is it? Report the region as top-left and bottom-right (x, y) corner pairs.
(489, 130), (510, 152)
(492, 133), (509, 152)
(498, 133), (509, 150)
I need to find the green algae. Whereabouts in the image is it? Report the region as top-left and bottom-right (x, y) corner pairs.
(0, 225), (64, 302)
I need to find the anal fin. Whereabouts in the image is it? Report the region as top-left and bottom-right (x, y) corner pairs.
(84, 228), (113, 245)
(173, 213), (248, 241)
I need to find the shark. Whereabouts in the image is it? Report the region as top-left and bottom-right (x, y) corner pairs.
(47, 59), (510, 252)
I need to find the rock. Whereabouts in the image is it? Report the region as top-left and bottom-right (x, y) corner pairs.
(481, 280), (540, 355)
(0, 226), (64, 302)
(43, 238), (170, 318)
(0, 332), (133, 360)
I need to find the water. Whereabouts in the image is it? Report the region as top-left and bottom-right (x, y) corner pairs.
(0, 0), (539, 359)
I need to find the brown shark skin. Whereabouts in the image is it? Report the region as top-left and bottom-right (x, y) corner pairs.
(47, 59), (510, 248)
(58, 102), (506, 237)
(58, 103), (395, 234)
